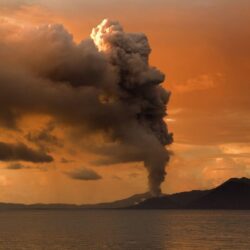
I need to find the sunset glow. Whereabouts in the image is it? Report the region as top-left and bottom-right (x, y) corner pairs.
(0, 0), (250, 204)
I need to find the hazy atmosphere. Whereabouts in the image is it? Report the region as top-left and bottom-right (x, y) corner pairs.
(0, 0), (250, 204)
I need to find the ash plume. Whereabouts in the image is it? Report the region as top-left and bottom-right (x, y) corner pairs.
(91, 19), (173, 195)
(0, 19), (173, 196)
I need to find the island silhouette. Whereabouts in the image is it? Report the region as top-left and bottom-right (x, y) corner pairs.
(0, 177), (249, 210)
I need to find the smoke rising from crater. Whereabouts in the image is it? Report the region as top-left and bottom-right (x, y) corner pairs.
(0, 18), (173, 195)
(91, 19), (173, 195)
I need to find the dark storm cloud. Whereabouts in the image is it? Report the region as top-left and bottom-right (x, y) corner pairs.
(65, 167), (102, 181)
(0, 19), (172, 195)
(0, 141), (53, 162)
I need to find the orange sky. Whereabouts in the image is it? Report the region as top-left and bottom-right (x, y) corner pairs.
(0, 0), (250, 204)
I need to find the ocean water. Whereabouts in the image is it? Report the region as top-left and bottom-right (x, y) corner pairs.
(0, 210), (249, 250)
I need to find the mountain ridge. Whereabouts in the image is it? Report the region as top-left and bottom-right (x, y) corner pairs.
(129, 177), (250, 209)
(0, 177), (249, 210)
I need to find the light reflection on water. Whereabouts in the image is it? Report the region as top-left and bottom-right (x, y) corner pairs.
(0, 210), (249, 250)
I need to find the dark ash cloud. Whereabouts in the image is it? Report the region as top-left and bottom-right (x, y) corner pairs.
(0, 19), (172, 195)
(65, 167), (102, 181)
(0, 141), (53, 163)
(25, 122), (62, 151)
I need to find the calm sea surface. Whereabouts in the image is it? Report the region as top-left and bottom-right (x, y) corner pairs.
(0, 210), (249, 250)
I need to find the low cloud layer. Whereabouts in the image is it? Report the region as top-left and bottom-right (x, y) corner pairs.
(6, 163), (27, 170)
(5, 163), (48, 171)
(0, 141), (53, 163)
(65, 167), (102, 181)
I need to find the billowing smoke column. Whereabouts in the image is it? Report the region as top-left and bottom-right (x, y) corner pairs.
(0, 18), (173, 196)
(91, 20), (173, 195)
